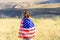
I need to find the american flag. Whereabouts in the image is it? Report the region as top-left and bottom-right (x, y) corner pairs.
(18, 18), (35, 38)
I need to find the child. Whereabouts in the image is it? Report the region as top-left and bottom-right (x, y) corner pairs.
(18, 11), (35, 40)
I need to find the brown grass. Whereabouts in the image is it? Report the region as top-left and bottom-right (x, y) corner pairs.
(0, 17), (60, 40)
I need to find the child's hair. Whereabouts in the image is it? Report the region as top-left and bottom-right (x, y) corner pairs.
(22, 11), (31, 18)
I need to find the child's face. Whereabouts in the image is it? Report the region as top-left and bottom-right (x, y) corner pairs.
(24, 13), (30, 18)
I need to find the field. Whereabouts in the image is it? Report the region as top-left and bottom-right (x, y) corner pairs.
(0, 16), (60, 40)
(26, 3), (60, 9)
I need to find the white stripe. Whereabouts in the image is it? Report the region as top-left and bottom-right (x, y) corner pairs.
(20, 27), (35, 30)
(20, 24), (23, 26)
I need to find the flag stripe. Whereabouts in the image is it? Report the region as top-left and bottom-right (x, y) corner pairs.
(18, 33), (35, 38)
(20, 27), (35, 31)
(18, 35), (34, 38)
(20, 27), (35, 30)
(19, 31), (35, 35)
(19, 30), (35, 34)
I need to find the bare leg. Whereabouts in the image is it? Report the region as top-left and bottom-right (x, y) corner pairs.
(23, 38), (32, 40)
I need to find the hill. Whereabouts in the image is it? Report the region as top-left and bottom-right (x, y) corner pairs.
(0, 3), (60, 18)
(25, 3), (60, 9)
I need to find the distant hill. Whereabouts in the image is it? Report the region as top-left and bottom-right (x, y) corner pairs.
(0, 3), (60, 18)
(0, 1), (60, 18)
(0, 2), (34, 10)
(0, 2), (16, 9)
(26, 3), (60, 9)
(0, 0), (60, 10)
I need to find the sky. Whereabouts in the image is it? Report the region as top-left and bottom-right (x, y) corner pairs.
(0, 0), (48, 3)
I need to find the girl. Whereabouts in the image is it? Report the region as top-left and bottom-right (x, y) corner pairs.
(18, 11), (35, 40)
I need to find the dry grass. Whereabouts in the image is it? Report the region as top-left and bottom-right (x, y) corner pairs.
(24, 3), (60, 9)
(0, 17), (60, 40)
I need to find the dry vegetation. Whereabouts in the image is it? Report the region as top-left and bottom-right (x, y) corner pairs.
(0, 16), (60, 40)
(24, 3), (60, 9)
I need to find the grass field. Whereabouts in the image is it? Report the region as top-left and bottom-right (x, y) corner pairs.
(24, 3), (60, 9)
(0, 16), (60, 40)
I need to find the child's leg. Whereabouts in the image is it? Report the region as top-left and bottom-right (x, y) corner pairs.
(23, 38), (32, 40)
(28, 38), (32, 40)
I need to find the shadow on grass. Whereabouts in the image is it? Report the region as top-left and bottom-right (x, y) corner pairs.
(0, 7), (60, 18)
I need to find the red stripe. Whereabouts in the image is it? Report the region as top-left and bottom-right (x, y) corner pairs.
(18, 35), (35, 38)
(20, 26), (23, 28)
(21, 21), (23, 24)
(22, 30), (29, 32)
(19, 29), (35, 34)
